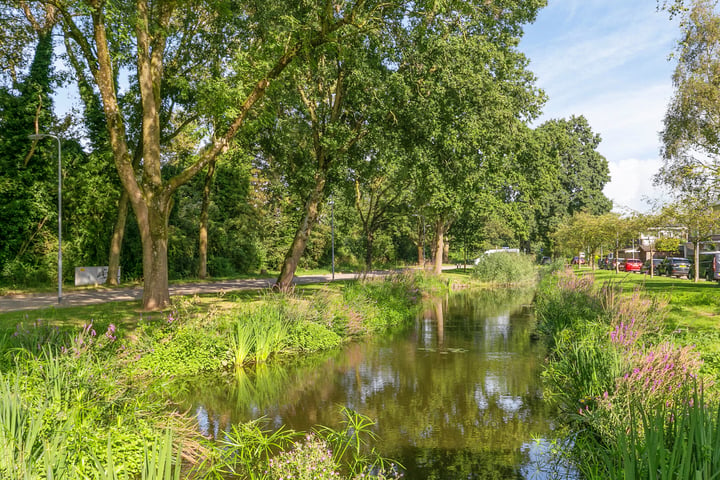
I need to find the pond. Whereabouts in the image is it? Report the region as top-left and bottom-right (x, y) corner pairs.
(177, 288), (576, 479)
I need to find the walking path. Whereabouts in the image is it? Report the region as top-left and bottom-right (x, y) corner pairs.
(0, 269), (442, 312)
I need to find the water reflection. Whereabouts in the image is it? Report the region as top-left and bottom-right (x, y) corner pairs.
(179, 288), (576, 479)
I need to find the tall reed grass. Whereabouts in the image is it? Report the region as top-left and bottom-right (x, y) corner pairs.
(536, 269), (711, 478)
(580, 387), (720, 480)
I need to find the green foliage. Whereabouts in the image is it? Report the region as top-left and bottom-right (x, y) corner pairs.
(287, 320), (342, 353)
(200, 408), (401, 480)
(472, 252), (537, 284)
(659, 0), (720, 193)
(581, 388), (720, 480)
(535, 268), (602, 340)
(537, 269), (712, 476)
(266, 433), (340, 479)
(654, 237), (681, 253)
(134, 323), (226, 377)
(0, 276), (429, 477)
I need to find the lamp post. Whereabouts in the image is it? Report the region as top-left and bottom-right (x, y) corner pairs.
(329, 197), (335, 281)
(28, 133), (62, 304)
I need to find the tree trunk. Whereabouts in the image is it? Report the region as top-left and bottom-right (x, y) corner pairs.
(433, 219), (447, 275)
(364, 232), (374, 272)
(417, 219), (425, 266)
(198, 158), (217, 279)
(139, 193), (172, 309)
(694, 239), (701, 282)
(275, 175), (326, 291)
(106, 190), (129, 285)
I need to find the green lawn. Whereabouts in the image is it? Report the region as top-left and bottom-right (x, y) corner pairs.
(573, 268), (720, 330)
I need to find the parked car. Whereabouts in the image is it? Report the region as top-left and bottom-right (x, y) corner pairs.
(641, 258), (663, 274)
(571, 256), (586, 265)
(622, 258), (642, 272)
(691, 251), (720, 282)
(658, 257), (691, 278)
(603, 258), (620, 270)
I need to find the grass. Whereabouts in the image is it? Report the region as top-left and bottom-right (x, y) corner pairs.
(0, 273), (426, 478)
(574, 269), (720, 331)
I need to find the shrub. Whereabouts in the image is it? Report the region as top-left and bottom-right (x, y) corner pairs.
(287, 321), (342, 352)
(472, 252), (536, 284)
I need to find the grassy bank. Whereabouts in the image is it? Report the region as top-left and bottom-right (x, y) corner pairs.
(535, 267), (720, 478)
(572, 268), (720, 329)
(0, 272), (465, 479)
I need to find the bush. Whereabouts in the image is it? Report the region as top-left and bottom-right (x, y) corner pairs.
(472, 252), (536, 284)
(287, 321), (342, 352)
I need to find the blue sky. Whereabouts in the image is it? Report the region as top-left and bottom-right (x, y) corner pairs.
(519, 0), (680, 213)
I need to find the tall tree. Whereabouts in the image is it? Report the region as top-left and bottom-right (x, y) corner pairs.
(659, 0), (720, 195)
(394, 0), (546, 274)
(268, 30), (385, 291)
(523, 116), (612, 254)
(0, 8), (58, 285)
(33, 0), (384, 309)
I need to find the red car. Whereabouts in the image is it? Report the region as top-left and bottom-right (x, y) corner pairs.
(622, 258), (642, 272)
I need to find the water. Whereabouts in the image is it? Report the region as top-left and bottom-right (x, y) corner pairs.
(178, 289), (576, 479)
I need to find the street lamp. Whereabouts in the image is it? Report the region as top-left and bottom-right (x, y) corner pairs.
(28, 133), (62, 304)
(329, 197), (335, 281)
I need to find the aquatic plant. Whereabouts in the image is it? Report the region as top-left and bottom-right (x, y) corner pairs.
(581, 387), (720, 480)
(230, 319), (255, 368)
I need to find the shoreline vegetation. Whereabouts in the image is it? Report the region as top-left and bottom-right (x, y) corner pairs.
(535, 266), (720, 478)
(0, 271), (490, 479)
(3, 260), (717, 478)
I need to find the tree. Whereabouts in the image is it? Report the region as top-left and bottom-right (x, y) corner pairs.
(659, 0), (720, 195)
(528, 116), (612, 255)
(0, 10), (59, 285)
(662, 195), (720, 282)
(553, 212), (612, 270)
(393, 0), (546, 274)
(269, 38), (375, 291)
(33, 0), (387, 309)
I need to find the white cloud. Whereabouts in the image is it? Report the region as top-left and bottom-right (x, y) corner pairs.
(604, 157), (670, 213)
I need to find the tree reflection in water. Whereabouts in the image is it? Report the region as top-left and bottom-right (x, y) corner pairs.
(178, 288), (577, 479)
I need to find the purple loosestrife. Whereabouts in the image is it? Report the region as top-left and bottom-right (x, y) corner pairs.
(601, 342), (704, 415)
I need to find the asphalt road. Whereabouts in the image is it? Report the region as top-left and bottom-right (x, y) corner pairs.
(0, 270), (415, 312)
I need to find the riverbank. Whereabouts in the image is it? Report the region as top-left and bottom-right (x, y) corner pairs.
(535, 267), (720, 478)
(0, 271), (483, 479)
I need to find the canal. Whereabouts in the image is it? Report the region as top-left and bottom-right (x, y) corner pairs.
(179, 288), (575, 479)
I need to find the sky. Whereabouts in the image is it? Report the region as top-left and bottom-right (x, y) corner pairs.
(519, 0), (681, 213)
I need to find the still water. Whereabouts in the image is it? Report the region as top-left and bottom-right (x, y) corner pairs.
(179, 289), (576, 479)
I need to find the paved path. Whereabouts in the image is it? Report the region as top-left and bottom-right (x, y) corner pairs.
(0, 270), (421, 312)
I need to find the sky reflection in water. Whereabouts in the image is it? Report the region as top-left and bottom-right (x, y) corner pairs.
(185, 289), (577, 479)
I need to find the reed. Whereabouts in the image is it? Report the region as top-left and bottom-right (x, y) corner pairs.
(230, 320), (254, 368)
(581, 387), (720, 480)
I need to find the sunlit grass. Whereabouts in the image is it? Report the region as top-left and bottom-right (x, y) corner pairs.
(578, 270), (720, 332)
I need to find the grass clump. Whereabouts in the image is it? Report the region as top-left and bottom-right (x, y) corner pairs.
(472, 252), (537, 285)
